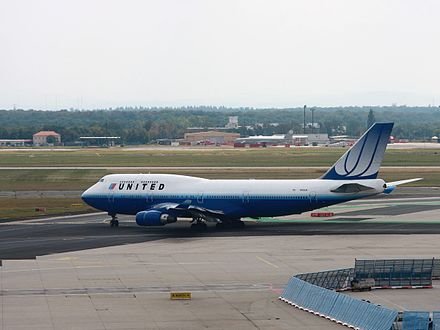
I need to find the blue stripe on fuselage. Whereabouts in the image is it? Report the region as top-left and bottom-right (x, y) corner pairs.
(81, 193), (373, 218)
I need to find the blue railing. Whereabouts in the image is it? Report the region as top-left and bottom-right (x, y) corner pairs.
(280, 277), (398, 330)
(401, 311), (430, 330)
(354, 259), (434, 287)
(295, 268), (354, 290)
(432, 312), (440, 330)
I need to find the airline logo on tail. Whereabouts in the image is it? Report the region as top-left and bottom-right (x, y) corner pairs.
(321, 123), (394, 180)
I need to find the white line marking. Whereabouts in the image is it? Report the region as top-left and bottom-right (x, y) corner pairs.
(256, 256), (279, 269)
(1, 265), (106, 273)
(367, 291), (407, 311)
(0, 212), (106, 226)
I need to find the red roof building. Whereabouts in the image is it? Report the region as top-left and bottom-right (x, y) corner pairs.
(33, 131), (61, 146)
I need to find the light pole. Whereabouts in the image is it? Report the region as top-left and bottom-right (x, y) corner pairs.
(303, 105), (306, 134)
(310, 108), (315, 134)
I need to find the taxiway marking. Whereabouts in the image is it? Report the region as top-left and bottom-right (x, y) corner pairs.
(256, 256), (279, 269)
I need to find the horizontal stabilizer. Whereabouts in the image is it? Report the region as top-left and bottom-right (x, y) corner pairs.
(387, 178), (423, 186)
(383, 178), (422, 194)
(331, 182), (375, 193)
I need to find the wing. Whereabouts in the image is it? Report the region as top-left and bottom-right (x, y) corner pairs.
(149, 200), (224, 220)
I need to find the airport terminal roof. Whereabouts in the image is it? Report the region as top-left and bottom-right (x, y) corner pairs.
(33, 131), (60, 136)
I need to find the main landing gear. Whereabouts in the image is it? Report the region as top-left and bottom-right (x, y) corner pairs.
(216, 219), (245, 229)
(109, 214), (119, 227)
(190, 217), (207, 231)
(189, 217), (246, 230)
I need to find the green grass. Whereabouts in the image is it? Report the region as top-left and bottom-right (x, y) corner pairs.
(1, 147), (438, 220)
(0, 198), (93, 221)
(1, 147), (440, 167)
(0, 167), (437, 191)
(0, 169), (107, 190)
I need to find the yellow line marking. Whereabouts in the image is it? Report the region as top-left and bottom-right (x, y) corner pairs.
(170, 292), (192, 300)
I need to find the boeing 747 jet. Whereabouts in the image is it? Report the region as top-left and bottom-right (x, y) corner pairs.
(81, 123), (421, 229)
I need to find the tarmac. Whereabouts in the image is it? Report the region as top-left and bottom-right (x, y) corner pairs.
(1, 189), (440, 329)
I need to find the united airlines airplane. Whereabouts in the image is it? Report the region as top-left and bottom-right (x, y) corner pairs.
(81, 123), (421, 229)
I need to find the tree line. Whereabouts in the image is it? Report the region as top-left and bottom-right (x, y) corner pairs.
(0, 106), (439, 144)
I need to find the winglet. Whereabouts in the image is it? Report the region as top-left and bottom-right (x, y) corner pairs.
(321, 122), (394, 180)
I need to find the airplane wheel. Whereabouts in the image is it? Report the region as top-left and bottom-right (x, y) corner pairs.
(236, 221), (245, 228)
(110, 219), (119, 227)
(216, 220), (244, 229)
(231, 220), (245, 228)
(191, 222), (207, 231)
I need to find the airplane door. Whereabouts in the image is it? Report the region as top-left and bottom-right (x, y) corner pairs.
(242, 191), (250, 204)
(146, 193), (153, 204)
(108, 189), (115, 213)
(197, 192), (204, 204)
(309, 191), (317, 203)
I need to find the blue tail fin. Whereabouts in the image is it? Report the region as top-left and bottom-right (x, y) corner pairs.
(321, 122), (394, 180)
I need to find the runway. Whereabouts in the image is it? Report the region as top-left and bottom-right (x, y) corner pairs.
(1, 189), (440, 261)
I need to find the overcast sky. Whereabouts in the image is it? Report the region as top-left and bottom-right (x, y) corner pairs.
(0, 0), (439, 109)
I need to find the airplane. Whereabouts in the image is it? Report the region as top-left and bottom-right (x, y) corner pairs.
(81, 122), (421, 229)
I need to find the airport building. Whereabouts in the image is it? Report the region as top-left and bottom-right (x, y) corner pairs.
(234, 134), (301, 147)
(183, 131), (240, 145)
(186, 116), (240, 132)
(0, 139), (33, 147)
(33, 131), (61, 146)
(79, 136), (121, 147)
(225, 116), (239, 129)
(234, 133), (329, 147)
(307, 133), (330, 145)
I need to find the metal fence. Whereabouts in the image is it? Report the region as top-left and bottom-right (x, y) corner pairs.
(280, 277), (398, 330)
(433, 259), (440, 279)
(295, 268), (354, 290)
(433, 312), (440, 330)
(354, 259), (434, 287)
(401, 311), (430, 330)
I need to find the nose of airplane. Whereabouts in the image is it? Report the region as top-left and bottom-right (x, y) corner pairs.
(81, 182), (108, 212)
(81, 187), (93, 205)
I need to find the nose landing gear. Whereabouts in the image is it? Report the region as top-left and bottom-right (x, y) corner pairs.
(109, 214), (119, 227)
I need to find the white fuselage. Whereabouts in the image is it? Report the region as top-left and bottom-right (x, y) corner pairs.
(81, 174), (386, 219)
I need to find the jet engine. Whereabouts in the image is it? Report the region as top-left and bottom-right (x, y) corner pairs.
(135, 210), (177, 226)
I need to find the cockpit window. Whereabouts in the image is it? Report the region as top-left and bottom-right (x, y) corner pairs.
(99, 178), (105, 182)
